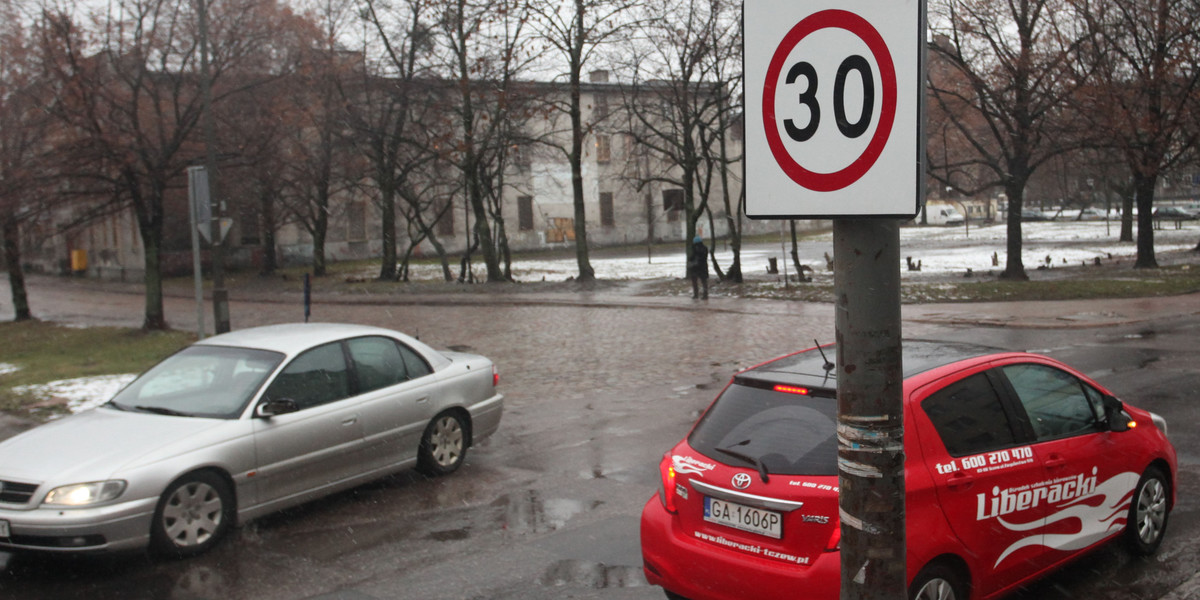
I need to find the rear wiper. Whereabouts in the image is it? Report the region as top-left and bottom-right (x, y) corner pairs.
(133, 405), (191, 417)
(715, 441), (770, 483)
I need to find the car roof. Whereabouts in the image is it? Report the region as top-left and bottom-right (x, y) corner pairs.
(194, 323), (416, 356)
(737, 340), (1002, 390)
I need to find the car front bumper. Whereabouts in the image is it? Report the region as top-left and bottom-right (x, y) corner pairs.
(640, 495), (841, 600)
(0, 496), (157, 553)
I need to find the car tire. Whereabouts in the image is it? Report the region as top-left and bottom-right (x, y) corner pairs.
(1126, 466), (1170, 556)
(417, 411), (468, 476)
(150, 471), (234, 558)
(663, 591), (689, 600)
(909, 562), (968, 600)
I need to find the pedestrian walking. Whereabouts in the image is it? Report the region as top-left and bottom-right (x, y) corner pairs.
(688, 235), (709, 299)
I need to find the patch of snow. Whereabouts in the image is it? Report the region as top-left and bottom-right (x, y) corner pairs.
(415, 222), (1197, 281)
(14, 374), (137, 416)
(0, 363), (19, 377)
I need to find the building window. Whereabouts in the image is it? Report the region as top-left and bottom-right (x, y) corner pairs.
(518, 196), (534, 231)
(600, 192), (614, 228)
(594, 94), (609, 121)
(347, 201), (367, 241)
(596, 134), (611, 163)
(663, 189), (684, 223)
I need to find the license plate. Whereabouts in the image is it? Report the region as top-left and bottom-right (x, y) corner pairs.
(0, 520), (9, 538)
(704, 497), (783, 539)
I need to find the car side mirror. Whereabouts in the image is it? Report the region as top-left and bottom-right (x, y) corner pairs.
(1102, 395), (1132, 433)
(256, 398), (299, 418)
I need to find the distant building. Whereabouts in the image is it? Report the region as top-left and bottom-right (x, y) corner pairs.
(21, 68), (808, 280)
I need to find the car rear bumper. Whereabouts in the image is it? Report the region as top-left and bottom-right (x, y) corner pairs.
(469, 393), (503, 443)
(640, 495), (840, 600)
(0, 496), (156, 553)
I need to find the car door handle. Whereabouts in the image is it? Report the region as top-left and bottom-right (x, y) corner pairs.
(342, 416), (358, 426)
(946, 472), (975, 491)
(1044, 454), (1067, 470)
(416, 396), (430, 404)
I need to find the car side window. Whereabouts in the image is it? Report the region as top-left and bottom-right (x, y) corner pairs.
(263, 342), (351, 410)
(921, 372), (1018, 457)
(347, 336), (408, 393)
(397, 343), (432, 379)
(1002, 364), (1099, 440)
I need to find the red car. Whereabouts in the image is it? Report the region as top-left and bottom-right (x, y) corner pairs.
(641, 341), (1177, 600)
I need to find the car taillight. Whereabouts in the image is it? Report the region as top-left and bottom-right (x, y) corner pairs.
(773, 384), (810, 395)
(492, 365), (499, 387)
(659, 459), (678, 514)
(825, 523), (842, 551)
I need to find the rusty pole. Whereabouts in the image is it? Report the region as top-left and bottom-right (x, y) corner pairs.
(833, 218), (906, 600)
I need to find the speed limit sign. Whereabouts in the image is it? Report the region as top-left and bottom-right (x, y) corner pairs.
(745, 0), (924, 219)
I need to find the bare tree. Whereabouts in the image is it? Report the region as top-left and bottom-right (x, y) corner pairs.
(695, 0), (742, 282)
(222, 76), (296, 275)
(280, 0), (361, 278)
(619, 0), (733, 279)
(431, 0), (536, 283)
(928, 0), (1092, 280)
(0, 0), (46, 321)
(36, 0), (310, 329)
(355, 0), (454, 281)
(1075, 0), (1200, 268)
(529, 0), (639, 283)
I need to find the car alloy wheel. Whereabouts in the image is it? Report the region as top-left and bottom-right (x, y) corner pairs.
(152, 471), (233, 557)
(418, 412), (468, 476)
(1127, 467), (1169, 555)
(909, 563), (965, 600)
(912, 578), (957, 600)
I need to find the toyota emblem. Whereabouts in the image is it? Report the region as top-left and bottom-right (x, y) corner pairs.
(731, 473), (752, 490)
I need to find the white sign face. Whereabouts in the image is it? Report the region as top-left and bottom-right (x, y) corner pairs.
(744, 0), (923, 219)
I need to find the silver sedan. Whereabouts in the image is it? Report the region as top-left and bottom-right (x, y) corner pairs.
(0, 323), (503, 557)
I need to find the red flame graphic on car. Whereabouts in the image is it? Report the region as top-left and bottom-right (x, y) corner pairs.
(993, 472), (1139, 566)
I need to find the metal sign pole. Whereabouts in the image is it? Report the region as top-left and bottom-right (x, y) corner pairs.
(187, 167), (207, 340)
(833, 219), (905, 599)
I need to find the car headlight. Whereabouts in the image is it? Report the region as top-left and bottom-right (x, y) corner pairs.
(43, 481), (127, 506)
(1150, 412), (1169, 437)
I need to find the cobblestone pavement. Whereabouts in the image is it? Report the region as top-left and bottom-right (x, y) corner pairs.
(2, 275), (1200, 600)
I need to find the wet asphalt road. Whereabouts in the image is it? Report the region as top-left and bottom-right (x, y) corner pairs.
(1, 277), (1198, 600)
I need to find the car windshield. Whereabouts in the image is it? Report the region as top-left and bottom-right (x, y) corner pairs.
(109, 345), (285, 419)
(688, 384), (839, 476)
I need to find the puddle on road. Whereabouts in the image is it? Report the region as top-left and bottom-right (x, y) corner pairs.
(494, 491), (601, 535)
(539, 559), (649, 589)
(425, 528), (471, 542)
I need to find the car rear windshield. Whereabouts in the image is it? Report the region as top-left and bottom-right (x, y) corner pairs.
(688, 384), (838, 476)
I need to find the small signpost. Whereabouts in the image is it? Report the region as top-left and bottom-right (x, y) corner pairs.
(744, 1), (925, 598)
(187, 166), (209, 340)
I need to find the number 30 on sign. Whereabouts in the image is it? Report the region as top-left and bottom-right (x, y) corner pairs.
(744, 0), (923, 219)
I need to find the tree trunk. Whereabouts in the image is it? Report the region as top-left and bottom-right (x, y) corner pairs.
(312, 205), (328, 277)
(260, 188), (278, 275)
(568, 1), (595, 283)
(789, 220), (803, 278)
(999, 186), (1029, 281)
(379, 185), (398, 281)
(1120, 195), (1134, 242)
(427, 231), (453, 282)
(140, 228), (167, 330)
(1133, 173), (1159, 269)
(132, 177), (168, 331)
(2, 216), (33, 321)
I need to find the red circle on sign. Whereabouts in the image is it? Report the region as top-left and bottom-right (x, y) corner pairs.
(762, 10), (897, 192)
